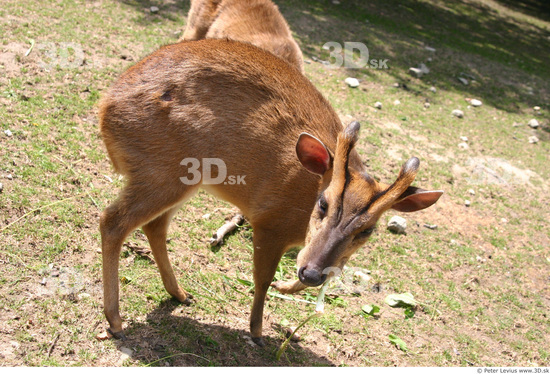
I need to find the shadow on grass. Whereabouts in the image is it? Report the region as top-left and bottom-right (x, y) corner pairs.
(114, 0), (549, 117)
(114, 0), (190, 25)
(114, 298), (334, 366)
(276, 0), (549, 114)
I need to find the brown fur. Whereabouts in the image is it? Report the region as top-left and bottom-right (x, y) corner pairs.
(182, 0), (304, 72)
(98, 39), (442, 346)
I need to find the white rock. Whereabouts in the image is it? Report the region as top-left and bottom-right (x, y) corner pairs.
(470, 99), (482, 107)
(0, 183), (3, 193)
(429, 86), (437, 93)
(344, 77), (359, 88)
(458, 142), (469, 150)
(374, 101), (382, 109)
(6, 174), (13, 180)
(409, 67), (423, 78)
(78, 293), (91, 300)
(452, 109), (464, 118)
(458, 77), (469, 85)
(528, 136), (539, 144)
(118, 347), (133, 365)
(468, 189), (475, 195)
(465, 200), (471, 207)
(528, 119), (539, 128)
(419, 63), (430, 75)
(4, 129), (13, 137)
(387, 216), (407, 234)
(424, 102), (431, 109)
(460, 136), (468, 142)
(394, 99), (401, 105)
(150, 6), (159, 13)
(425, 46), (436, 52)
(201, 213), (211, 219)
(533, 106), (540, 111)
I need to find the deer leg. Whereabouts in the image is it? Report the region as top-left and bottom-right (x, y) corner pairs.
(249, 227), (292, 346)
(270, 279), (307, 294)
(142, 204), (192, 304)
(99, 181), (196, 340)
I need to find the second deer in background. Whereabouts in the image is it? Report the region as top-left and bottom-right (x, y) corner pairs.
(181, 0), (304, 73)
(182, 0), (306, 244)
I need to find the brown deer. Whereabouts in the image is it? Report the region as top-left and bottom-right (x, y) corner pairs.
(97, 39), (442, 346)
(181, 0), (304, 72)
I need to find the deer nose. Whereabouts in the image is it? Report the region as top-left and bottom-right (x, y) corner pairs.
(298, 266), (327, 287)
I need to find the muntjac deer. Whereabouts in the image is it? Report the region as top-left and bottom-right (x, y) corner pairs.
(98, 39), (443, 346)
(182, 0), (304, 72)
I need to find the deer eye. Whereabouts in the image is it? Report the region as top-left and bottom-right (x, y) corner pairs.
(318, 195), (328, 217)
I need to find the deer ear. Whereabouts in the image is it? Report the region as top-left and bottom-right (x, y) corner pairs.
(296, 133), (332, 175)
(392, 187), (443, 212)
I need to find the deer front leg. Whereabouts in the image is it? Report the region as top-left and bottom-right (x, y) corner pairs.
(270, 279), (307, 294)
(249, 228), (290, 347)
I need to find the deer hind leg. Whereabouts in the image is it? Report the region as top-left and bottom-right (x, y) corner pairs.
(142, 204), (193, 304)
(99, 179), (197, 339)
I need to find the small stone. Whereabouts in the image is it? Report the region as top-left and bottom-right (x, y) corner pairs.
(354, 271), (371, 282)
(394, 99), (401, 105)
(465, 200), (471, 207)
(201, 213), (211, 219)
(150, 6), (159, 13)
(344, 77), (359, 88)
(374, 101), (382, 109)
(78, 293), (91, 300)
(460, 136), (468, 142)
(452, 109), (464, 118)
(4, 129), (13, 137)
(533, 106), (540, 111)
(458, 77), (469, 85)
(418, 63), (430, 75)
(409, 67), (423, 78)
(528, 119), (539, 128)
(118, 347), (133, 365)
(458, 142), (469, 150)
(470, 99), (482, 107)
(468, 189), (475, 195)
(332, 0), (340, 4)
(0, 183), (3, 193)
(423, 224), (438, 230)
(424, 102), (431, 109)
(425, 46), (436, 52)
(501, 218), (508, 223)
(6, 174), (13, 180)
(528, 136), (539, 144)
(429, 86), (437, 93)
(387, 216), (407, 234)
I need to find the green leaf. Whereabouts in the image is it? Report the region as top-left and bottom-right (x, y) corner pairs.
(404, 307), (415, 319)
(389, 334), (408, 352)
(385, 292), (417, 308)
(362, 304), (380, 316)
(236, 278), (253, 287)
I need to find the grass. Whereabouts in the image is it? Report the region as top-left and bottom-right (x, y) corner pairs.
(1, 0), (549, 367)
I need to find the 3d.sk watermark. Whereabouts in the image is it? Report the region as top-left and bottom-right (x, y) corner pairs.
(322, 42), (389, 69)
(180, 158), (246, 186)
